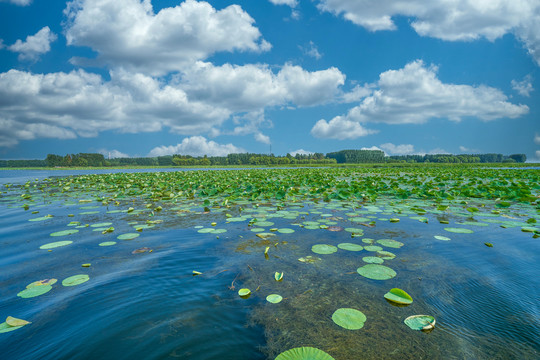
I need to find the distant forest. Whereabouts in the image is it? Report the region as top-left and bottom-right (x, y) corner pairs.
(0, 150), (527, 168)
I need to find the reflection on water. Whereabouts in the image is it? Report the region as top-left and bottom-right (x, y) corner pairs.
(0, 174), (539, 360)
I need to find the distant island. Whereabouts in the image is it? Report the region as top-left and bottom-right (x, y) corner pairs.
(0, 150), (527, 168)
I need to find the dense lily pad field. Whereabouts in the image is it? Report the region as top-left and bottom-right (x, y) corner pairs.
(1, 167), (539, 359)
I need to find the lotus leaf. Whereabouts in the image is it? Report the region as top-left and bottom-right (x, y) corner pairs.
(266, 294), (283, 303)
(404, 315), (436, 330)
(364, 245), (383, 252)
(363, 256), (384, 264)
(238, 288), (251, 298)
(50, 229), (79, 237)
(311, 244), (337, 254)
(117, 233), (140, 240)
(377, 250), (396, 259)
(357, 264), (396, 280)
(277, 228), (294, 234)
(62, 274), (90, 286)
(298, 256), (321, 263)
(444, 227), (474, 234)
(434, 235), (451, 241)
(384, 288), (413, 304)
(17, 285), (52, 298)
(337, 243), (363, 251)
(275, 347), (335, 360)
(376, 239), (404, 248)
(40, 241), (72, 249)
(99, 241), (116, 246)
(6, 316), (31, 327)
(331, 308), (367, 330)
(27, 279), (57, 288)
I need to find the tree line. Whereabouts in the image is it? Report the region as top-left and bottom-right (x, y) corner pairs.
(0, 150), (527, 168)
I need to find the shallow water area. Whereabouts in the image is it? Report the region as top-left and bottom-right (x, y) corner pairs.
(1, 168), (539, 359)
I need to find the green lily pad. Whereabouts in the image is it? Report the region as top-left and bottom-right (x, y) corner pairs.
(197, 228), (214, 233)
(0, 322), (25, 333)
(331, 308), (367, 330)
(266, 294), (283, 303)
(238, 288), (251, 298)
(311, 244), (338, 255)
(39, 241), (73, 249)
(99, 241), (117, 246)
(62, 274), (90, 286)
(376, 239), (404, 248)
(384, 288), (413, 304)
(117, 233), (140, 240)
(363, 256), (384, 264)
(337, 243), (363, 251)
(298, 256), (321, 263)
(50, 229), (79, 237)
(377, 250), (396, 259)
(404, 315), (436, 331)
(275, 347), (335, 360)
(364, 245), (383, 252)
(277, 228), (295, 234)
(17, 285), (52, 298)
(90, 222), (113, 228)
(444, 227), (474, 234)
(27, 279), (57, 288)
(28, 216), (53, 222)
(357, 264), (396, 280)
(434, 235), (451, 241)
(255, 221), (274, 227)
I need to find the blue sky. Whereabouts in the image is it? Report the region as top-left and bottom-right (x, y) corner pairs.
(0, 0), (539, 160)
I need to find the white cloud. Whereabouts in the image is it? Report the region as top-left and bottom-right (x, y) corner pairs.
(98, 149), (129, 159)
(269, 0), (297, 6)
(380, 143), (415, 155)
(511, 75), (534, 97)
(311, 116), (377, 139)
(535, 133), (540, 145)
(254, 132), (271, 144)
(316, 0), (540, 65)
(300, 41), (322, 59)
(147, 136), (245, 157)
(8, 26), (57, 61)
(0, 0), (32, 5)
(341, 84), (373, 103)
(312, 60), (529, 139)
(427, 148), (450, 155)
(289, 149), (314, 156)
(0, 39), (4, 49)
(361, 146), (383, 151)
(459, 145), (480, 153)
(0, 69), (229, 147)
(64, 0), (270, 75)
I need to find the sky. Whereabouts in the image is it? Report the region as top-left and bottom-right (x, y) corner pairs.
(0, 0), (539, 161)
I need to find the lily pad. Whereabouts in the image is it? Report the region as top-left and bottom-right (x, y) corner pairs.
(27, 279), (57, 288)
(17, 285), (52, 298)
(90, 222), (113, 228)
(6, 316), (31, 327)
(266, 294), (283, 303)
(363, 256), (384, 264)
(62, 274), (90, 286)
(39, 240), (73, 250)
(331, 308), (367, 330)
(277, 228), (295, 234)
(50, 229), (79, 237)
(434, 235), (451, 241)
(364, 245), (383, 252)
(311, 244), (338, 255)
(275, 347), (335, 360)
(444, 227), (474, 234)
(275, 272), (284, 281)
(298, 256), (321, 263)
(0, 321), (25, 334)
(357, 264), (396, 280)
(377, 250), (396, 259)
(384, 288), (413, 304)
(404, 315), (436, 331)
(376, 239), (404, 248)
(337, 243), (363, 251)
(117, 233), (140, 240)
(99, 241), (116, 246)
(238, 288), (251, 298)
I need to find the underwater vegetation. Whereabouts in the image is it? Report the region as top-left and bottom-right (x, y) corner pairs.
(1, 166), (539, 359)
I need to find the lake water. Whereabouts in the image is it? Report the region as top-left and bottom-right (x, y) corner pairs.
(0, 169), (538, 359)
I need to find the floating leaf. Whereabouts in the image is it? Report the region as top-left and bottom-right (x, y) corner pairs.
(117, 233), (140, 240)
(376, 239), (404, 248)
(384, 288), (413, 305)
(444, 227), (474, 234)
(327, 226), (344, 232)
(275, 347), (335, 360)
(50, 229), (79, 237)
(337, 243), (363, 251)
(81, 263), (91, 267)
(99, 241), (116, 246)
(6, 316), (31, 327)
(484, 242), (493, 247)
(90, 222), (113, 228)
(404, 315), (436, 331)
(266, 294), (283, 303)
(364, 245), (383, 252)
(377, 250), (396, 259)
(192, 271), (203, 276)
(277, 228), (295, 234)
(357, 264), (396, 280)
(238, 288), (251, 298)
(27, 279), (57, 288)
(274, 272), (284, 281)
(389, 218), (400, 222)
(39, 240), (73, 250)
(434, 235), (451, 241)
(0, 322), (24, 334)
(331, 308), (367, 330)
(363, 256), (384, 264)
(298, 256), (321, 263)
(311, 244), (337, 255)
(62, 274), (90, 286)
(17, 285), (52, 298)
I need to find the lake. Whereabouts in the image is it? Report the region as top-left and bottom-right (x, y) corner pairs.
(0, 168), (538, 359)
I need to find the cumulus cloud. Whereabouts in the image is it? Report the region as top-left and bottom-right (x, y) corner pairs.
(300, 41), (322, 59)
(0, 0), (32, 5)
(536, 150), (540, 161)
(379, 143), (415, 155)
(269, 0), (297, 6)
(312, 60), (528, 140)
(311, 116), (377, 139)
(98, 149), (129, 159)
(254, 132), (271, 144)
(64, 0), (270, 75)
(0, 69), (229, 147)
(316, 0), (540, 65)
(289, 149), (314, 156)
(8, 26), (57, 61)
(147, 136), (245, 157)
(511, 75), (534, 97)
(459, 145), (480, 153)
(361, 146), (383, 151)
(535, 133), (540, 145)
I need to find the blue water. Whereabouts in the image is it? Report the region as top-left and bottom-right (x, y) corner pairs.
(1, 170), (539, 359)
